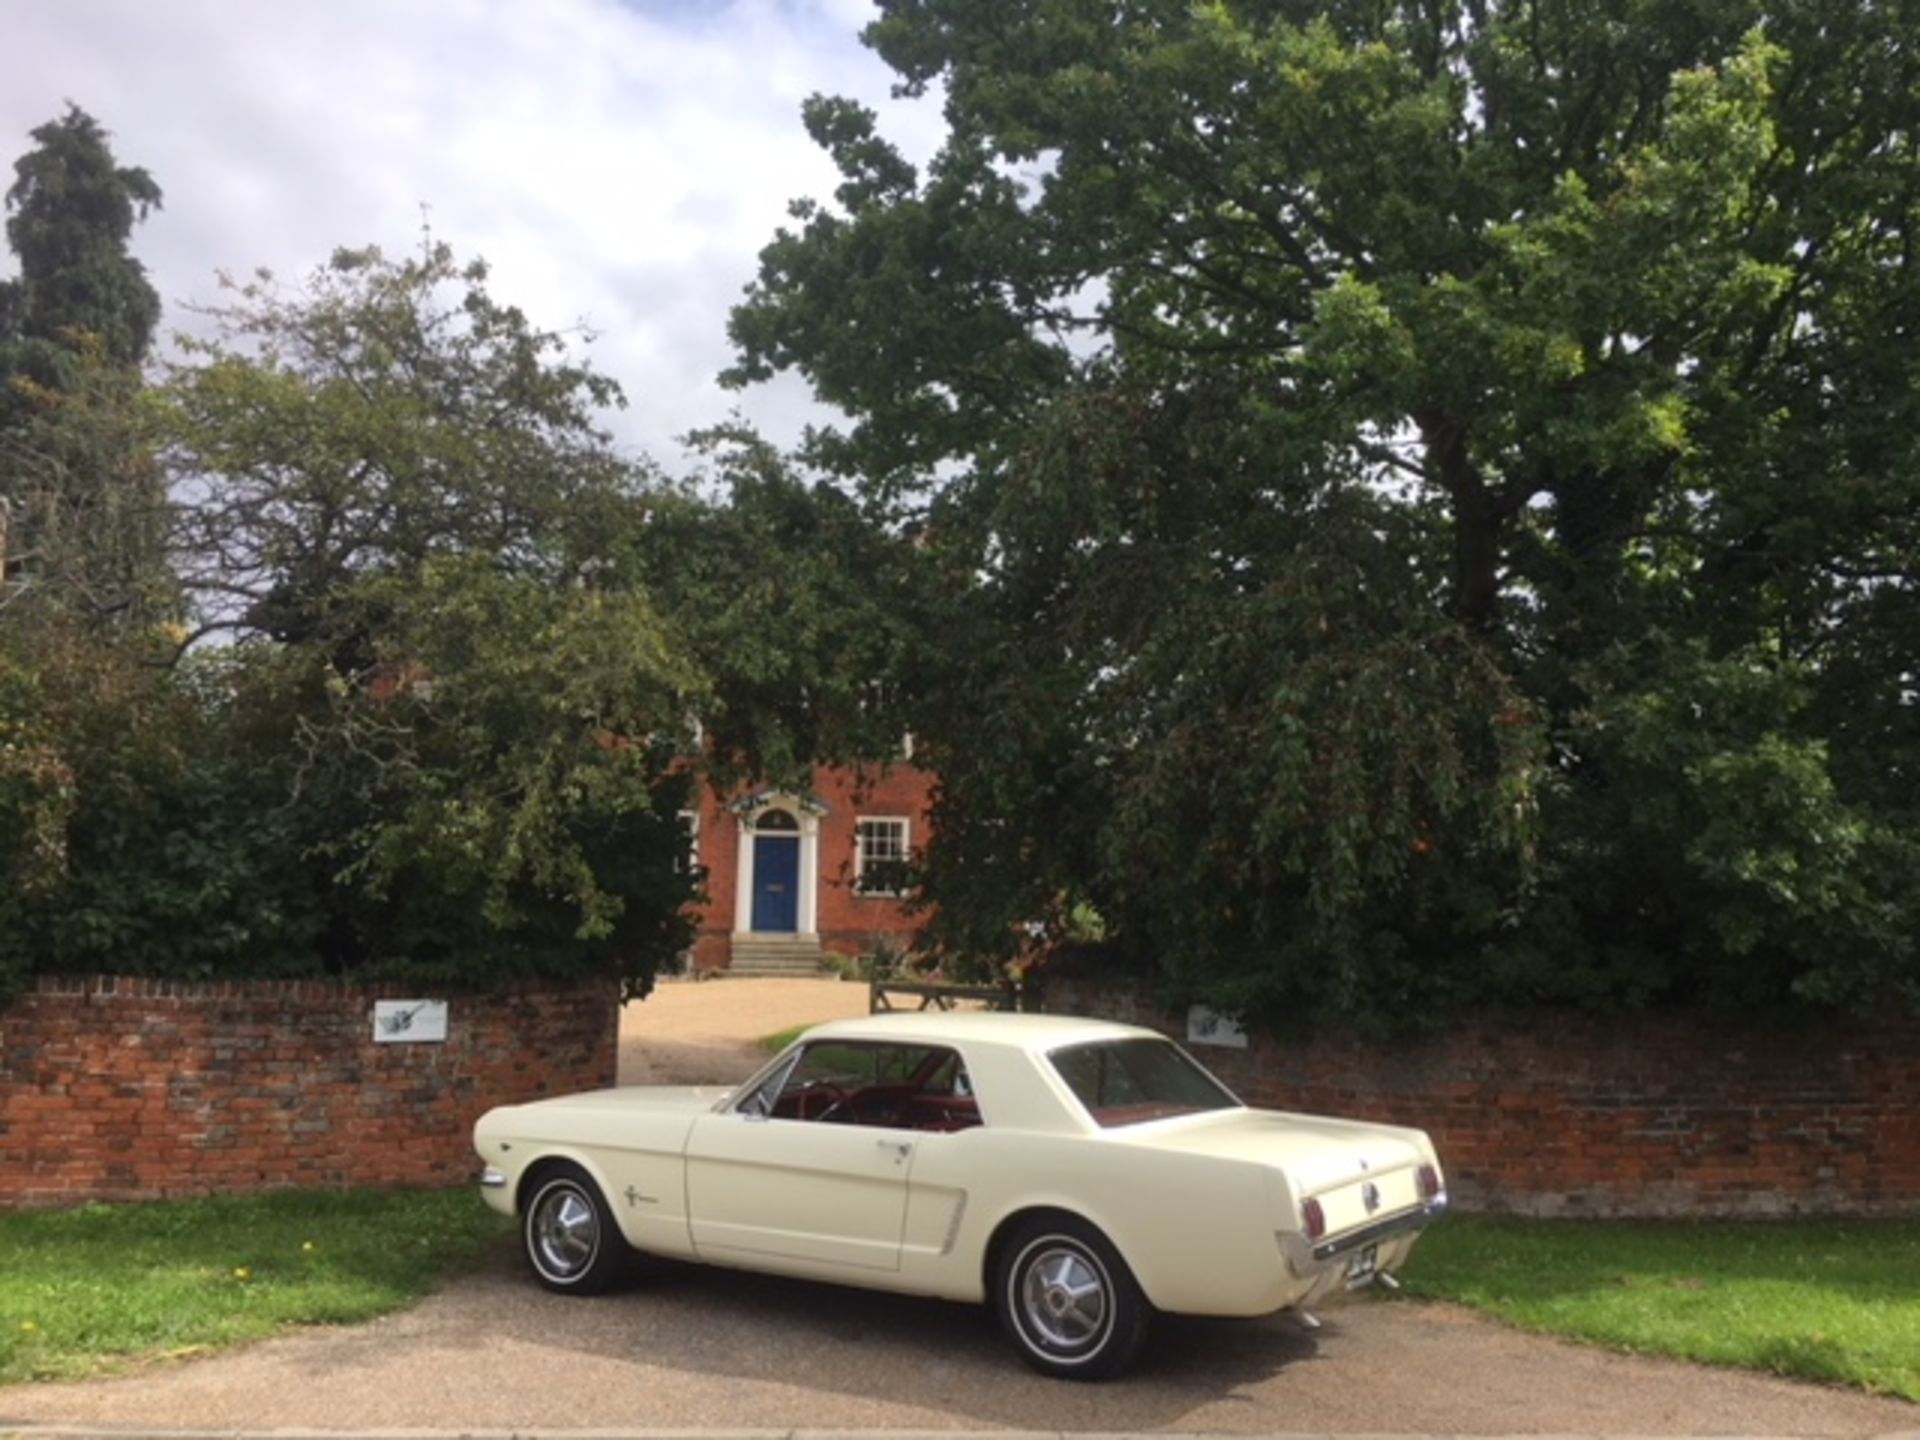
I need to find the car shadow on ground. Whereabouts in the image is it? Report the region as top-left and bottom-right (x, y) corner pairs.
(450, 1242), (1329, 1429)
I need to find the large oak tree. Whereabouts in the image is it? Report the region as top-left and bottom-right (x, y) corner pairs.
(729, 0), (1920, 1019)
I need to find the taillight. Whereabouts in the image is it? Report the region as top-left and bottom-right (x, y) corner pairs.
(1301, 1196), (1326, 1240)
(1417, 1163), (1443, 1201)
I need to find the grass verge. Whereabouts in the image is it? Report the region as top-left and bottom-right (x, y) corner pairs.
(0, 1187), (511, 1385)
(1398, 1214), (1920, 1401)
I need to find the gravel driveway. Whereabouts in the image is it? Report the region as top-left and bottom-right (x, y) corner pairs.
(4, 980), (1914, 1436)
(615, 974), (870, 1088)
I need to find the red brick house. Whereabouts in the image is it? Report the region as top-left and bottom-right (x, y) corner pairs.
(681, 762), (934, 975)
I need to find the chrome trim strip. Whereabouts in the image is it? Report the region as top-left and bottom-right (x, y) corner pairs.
(940, 1191), (969, 1256)
(1312, 1196), (1448, 1262)
(479, 1166), (509, 1189)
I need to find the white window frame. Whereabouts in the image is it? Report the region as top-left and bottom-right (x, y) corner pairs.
(854, 815), (911, 897)
(677, 809), (701, 873)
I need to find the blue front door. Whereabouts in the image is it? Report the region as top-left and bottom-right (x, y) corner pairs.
(752, 835), (800, 932)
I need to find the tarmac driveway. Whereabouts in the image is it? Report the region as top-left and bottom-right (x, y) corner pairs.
(4, 981), (1915, 1436)
(3, 1249), (1914, 1435)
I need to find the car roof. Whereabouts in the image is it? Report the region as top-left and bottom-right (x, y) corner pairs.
(798, 1010), (1161, 1054)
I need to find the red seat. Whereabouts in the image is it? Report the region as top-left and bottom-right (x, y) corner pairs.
(904, 1096), (982, 1131)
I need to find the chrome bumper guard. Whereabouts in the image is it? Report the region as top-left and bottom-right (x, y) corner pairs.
(1312, 1195), (1449, 1263)
(478, 1166), (509, 1189)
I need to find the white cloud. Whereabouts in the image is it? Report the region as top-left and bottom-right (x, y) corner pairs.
(0, 0), (947, 463)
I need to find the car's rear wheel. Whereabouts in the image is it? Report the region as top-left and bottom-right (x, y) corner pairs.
(993, 1213), (1151, 1380)
(522, 1164), (626, 1295)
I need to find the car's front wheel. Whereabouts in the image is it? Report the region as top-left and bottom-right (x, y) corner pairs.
(522, 1164), (626, 1295)
(993, 1213), (1151, 1380)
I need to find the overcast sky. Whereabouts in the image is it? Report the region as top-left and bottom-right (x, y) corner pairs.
(0, 0), (946, 464)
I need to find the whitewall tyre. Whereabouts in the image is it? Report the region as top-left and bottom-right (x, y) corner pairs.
(993, 1214), (1151, 1380)
(522, 1166), (626, 1295)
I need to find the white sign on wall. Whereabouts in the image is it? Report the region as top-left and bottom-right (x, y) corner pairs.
(372, 999), (449, 1044)
(1186, 1005), (1249, 1049)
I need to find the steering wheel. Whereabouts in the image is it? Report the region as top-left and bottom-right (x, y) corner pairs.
(791, 1079), (847, 1121)
(815, 1091), (859, 1124)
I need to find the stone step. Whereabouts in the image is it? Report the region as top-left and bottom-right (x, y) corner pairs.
(724, 937), (828, 977)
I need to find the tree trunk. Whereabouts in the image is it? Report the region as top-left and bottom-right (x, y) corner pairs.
(1422, 414), (1504, 635)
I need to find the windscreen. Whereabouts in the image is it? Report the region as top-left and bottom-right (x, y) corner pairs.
(1048, 1038), (1241, 1127)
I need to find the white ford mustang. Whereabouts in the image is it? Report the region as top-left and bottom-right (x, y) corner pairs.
(473, 1011), (1447, 1379)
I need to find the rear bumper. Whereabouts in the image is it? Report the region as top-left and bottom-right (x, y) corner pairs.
(1278, 1195), (1448, 1283)
(1312, 1195), (1448, 1262)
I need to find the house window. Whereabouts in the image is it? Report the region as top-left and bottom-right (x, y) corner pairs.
(676, 810), (700, 873)
(855, 816), (910, 896)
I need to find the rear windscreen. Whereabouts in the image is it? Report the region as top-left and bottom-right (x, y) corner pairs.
(1048, 1038), (1240, 1127)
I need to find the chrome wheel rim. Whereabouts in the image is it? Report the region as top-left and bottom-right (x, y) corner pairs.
(531, 1184), (598, 1279)
(1018, 1242), (1109, 1351)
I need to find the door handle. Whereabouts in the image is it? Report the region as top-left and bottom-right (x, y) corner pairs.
(877, 1139), (912, 1162)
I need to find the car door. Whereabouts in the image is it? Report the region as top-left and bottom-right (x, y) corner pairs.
(682, 1041), (924, 1273)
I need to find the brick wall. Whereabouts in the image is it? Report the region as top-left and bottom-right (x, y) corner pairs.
(1043, 975), (1920, 1218)
(809, 763), (935, 953)
(0, 974), (618, 1209)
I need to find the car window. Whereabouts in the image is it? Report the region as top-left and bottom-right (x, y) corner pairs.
(919, 1050), (973, 1098)
(1048, 1037), (1240, 1127)
(738, 1040), (982, 1131)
